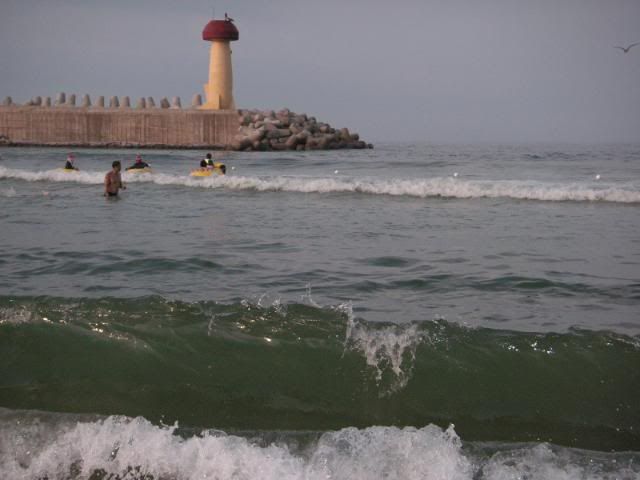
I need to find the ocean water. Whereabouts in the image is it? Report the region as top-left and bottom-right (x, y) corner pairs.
(0, 144), (639, 479)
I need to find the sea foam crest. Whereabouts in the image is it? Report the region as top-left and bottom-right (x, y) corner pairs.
(0, 414), (470, 480)
(341, 303), (426, 394)
(2, 411), (636, 480)
(1, 166), (639, 203)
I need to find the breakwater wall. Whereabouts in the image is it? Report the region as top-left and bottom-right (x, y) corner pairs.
(0, 95), (372, 150)
(0, 102), (237, 149)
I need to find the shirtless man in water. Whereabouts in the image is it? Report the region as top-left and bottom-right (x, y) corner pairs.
(104, 161), (126, 197)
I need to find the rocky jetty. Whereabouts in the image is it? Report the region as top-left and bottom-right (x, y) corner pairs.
(232, 108), (372, 151)
(1, 93), (372, 151)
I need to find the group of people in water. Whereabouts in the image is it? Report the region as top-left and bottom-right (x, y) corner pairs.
(63, 153), (153, 172)
(62, 152), (226, 198)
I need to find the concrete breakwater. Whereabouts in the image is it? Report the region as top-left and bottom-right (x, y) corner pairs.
(233, 108), (373, 151)
(0, 94), (236, 149)
(0, 94), (371, 151)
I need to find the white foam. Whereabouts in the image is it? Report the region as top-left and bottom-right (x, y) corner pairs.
(1, 166), (639, 203)
(0, 414), (471, 480)
(0, 166), (105, 185)
(301, 283), (321, 308)
(2, 412), (632, 480)
(308, 424), (471, 480)
(0, 307), (36, 325)
(480, 443), (640, 480)
(341, 303), (426, 394)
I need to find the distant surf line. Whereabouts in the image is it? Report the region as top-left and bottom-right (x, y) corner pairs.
(1, 166), (639, 204)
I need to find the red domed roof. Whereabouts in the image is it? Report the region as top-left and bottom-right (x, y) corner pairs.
(202, 19), (239, 41)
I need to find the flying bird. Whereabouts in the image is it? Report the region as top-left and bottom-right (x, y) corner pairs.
(614, 42), (640, 53)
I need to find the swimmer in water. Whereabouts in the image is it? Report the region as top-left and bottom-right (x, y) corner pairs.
(104, 161), (126, 197)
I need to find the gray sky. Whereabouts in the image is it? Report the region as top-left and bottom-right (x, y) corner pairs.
(2, 0), (639, 143)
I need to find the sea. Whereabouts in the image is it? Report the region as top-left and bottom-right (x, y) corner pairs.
(0, 143), (639, 479)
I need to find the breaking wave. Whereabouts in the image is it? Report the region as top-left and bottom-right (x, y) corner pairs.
(1, 166), (639, 203)
(1, 295), (638, 451)
(1, 410), (638, 480)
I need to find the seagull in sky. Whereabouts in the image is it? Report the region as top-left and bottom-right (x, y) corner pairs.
(614, 42), (640, 53)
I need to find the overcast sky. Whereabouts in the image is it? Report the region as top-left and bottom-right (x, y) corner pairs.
(2, 0), (639, 143)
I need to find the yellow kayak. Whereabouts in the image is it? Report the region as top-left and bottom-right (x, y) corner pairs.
(126, 167), (153, 174)
(59, 168), (79, 173)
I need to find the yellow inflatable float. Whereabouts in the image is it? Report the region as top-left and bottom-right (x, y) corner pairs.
(126, 167), (153, 174)
(190, 163), (226, 177)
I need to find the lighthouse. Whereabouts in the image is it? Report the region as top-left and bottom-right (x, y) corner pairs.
(200, 14), (239, 110)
